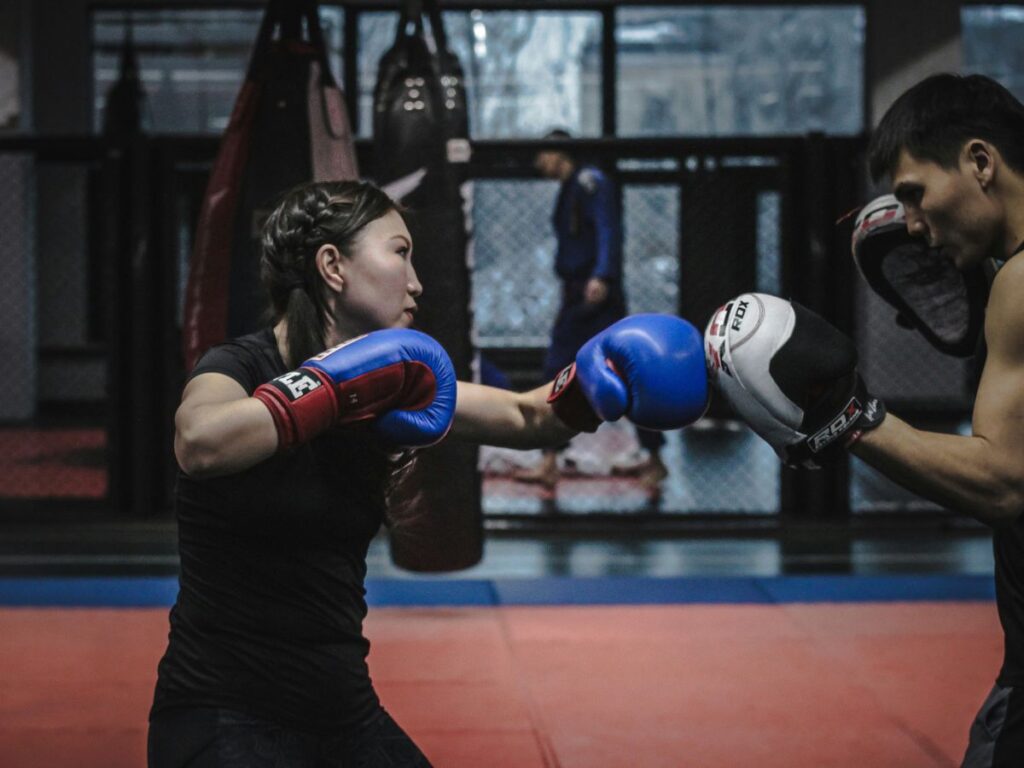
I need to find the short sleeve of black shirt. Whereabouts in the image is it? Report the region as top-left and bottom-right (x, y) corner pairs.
(187, 327), (285, 394)
(153, 328), (393, 732)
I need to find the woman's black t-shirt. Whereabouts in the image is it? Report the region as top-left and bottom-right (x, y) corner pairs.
(150, 328), (400, 733)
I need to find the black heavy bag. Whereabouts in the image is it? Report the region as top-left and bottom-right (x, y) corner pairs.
(374, 0), (481, 572)
(373, 0), (470, 198)
(101, 23), (164, 516)
(183, 0), (358, 370)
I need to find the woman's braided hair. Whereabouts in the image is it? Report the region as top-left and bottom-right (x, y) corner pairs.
(260, 180), (398, 367)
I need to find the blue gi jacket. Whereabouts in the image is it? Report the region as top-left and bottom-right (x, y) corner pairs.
(552, 165), (623, 283)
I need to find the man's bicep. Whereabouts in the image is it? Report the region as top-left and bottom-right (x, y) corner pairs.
(973, 355), (1024, 449)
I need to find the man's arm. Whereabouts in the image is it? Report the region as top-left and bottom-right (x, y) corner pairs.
(851, 256), (1024, 526)
(582, 169), (622, 285)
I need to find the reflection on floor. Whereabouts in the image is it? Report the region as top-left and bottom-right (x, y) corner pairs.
(480, 421), (781, 515)
(0, 519), (995, 579)
(367, 532), (996, 579)
(0, 429), (106, 498)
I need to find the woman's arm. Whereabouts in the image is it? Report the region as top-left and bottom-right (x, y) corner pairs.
(174, 373), (279, 479)
(449, 381), (577, 448)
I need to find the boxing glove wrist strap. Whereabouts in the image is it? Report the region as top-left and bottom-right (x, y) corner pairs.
(253, 368), (340, 452)
(785, 377), (887, 467)
(547, 363), (602, 433)
(254, 361), (438, 453)
(842, 383), (887, 449)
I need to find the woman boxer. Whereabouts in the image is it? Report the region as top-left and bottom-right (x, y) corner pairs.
(147, 180), (707, 767)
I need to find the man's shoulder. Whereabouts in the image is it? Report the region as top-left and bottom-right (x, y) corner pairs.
(991, 252), (1024, 303)
(986, 255), (1024, 358)
(575, 166), (609, 194)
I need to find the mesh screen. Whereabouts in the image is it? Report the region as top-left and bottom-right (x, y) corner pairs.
(756, 191), (782, 295)
(476, 167), (782, 514)
(623, 185), (678, 315)
(0, 139), (961, 517)
(851, 239), (973, 512)
(854, 281), (973, 405)
(0, 154), (35, 422)
(0, 154), (108, 503)
(472, 179), (560, 347)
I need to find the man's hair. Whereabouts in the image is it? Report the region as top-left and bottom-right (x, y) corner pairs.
(541, 128), (573, 158)
(868, 73), (1024, 183)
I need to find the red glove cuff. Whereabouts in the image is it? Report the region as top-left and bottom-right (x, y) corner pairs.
(253, 368), (338, 452)
(547, 363), (601, 433)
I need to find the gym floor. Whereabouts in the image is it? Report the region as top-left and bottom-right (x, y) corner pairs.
(0, 525), (1000, 767)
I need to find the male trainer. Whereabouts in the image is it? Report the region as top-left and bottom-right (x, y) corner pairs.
(705, 74), (1024, 767)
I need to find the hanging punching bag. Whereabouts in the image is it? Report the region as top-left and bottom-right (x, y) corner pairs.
(374, 0), (481, 572)
(183, 0), (358, 370)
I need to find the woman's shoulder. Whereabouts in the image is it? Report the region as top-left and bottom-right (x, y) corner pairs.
(190, 328), (284, 393)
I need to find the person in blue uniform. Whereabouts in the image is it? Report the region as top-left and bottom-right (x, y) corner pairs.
(522, 129), (669, 493)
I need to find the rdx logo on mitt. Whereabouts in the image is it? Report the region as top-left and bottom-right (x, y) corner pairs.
(808, 397), (863, 452)
(730, 299), (749, 331)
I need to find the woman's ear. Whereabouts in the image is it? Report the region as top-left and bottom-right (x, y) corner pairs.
(315, 244), (345, 293)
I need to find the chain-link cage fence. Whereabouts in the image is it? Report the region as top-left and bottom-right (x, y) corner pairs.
(0, 153), (34, 379)
(855, 282), (974, 407)
(850, 280), (974, 513)
(675, 159), (784, 515)
(2, 137), (952, 520)
(623, 184), (678, 315)
(756, 191), (782, 295)
(472, 179), (560, 347)
(0, 153), (109, 504)
(475, 161), (783, 515)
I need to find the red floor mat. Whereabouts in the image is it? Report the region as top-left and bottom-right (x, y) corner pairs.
(0, 430), (106, 499)
(0, 602), (1002, 767)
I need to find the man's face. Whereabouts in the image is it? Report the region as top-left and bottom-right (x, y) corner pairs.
(534, 150), (565, 180)
(891, 147), (1001, 270)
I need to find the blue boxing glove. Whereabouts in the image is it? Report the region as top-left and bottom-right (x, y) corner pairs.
(254, 329), (456, 450)
(548, 314), (709, 432)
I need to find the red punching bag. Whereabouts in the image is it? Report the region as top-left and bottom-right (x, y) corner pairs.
(183, 0), (358, 370)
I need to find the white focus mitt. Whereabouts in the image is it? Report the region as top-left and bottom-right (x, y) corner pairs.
(703, 293), (886, 468)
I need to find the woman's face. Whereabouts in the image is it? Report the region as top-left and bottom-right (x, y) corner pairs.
(333, 209), (422, 337)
